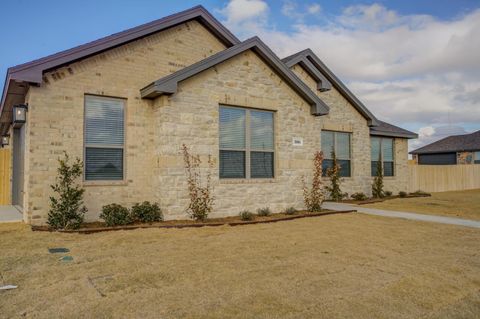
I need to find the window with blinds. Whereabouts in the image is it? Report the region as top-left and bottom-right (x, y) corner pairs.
(219, 106), (274, 179)
(321, 131), (351, 177)
(84, 95), (125, 181)
(371, 137), (394, 176)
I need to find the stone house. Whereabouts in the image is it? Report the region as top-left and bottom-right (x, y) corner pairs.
(0, 6), (417, 224)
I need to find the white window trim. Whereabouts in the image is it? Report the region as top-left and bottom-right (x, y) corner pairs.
(322, 130), (352, 177)
(371, 137), (395, 177)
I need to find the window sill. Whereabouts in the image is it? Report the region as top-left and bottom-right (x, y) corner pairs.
(219, 178), (276, 184)
(83, 180), (128, 187)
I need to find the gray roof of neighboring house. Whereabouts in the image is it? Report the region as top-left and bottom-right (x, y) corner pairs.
(370, 120), (418, 139)
(141, 37), (329, 116)
(0, 5), (240, 136)
(283, 49), (379, 126)
(410, 130), (480, 154)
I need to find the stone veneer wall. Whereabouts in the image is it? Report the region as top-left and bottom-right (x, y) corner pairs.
(24, 21), (227, 224)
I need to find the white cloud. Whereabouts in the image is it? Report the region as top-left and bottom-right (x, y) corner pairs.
(307, 4), (321, 15)
(217, 0), (269, 34)
(217, 2), (480, 137)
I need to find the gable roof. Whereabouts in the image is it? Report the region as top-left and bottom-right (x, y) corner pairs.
(141, 37), (330, 116)
(410, 130), (480, 154)
(370, 120), (418, 139)
(283, 49), (379, 126)
(0, 5), (240, 135)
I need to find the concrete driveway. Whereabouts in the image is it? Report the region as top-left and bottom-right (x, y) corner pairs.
(323, 201), (480, 229)
(0, 206), (23, 223)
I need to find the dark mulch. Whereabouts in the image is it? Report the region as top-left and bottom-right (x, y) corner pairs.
(31, 209), (356, 234)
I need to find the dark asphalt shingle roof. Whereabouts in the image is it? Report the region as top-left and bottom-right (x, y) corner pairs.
(370, 121), (418, 139)
(410, 130), (480, 154)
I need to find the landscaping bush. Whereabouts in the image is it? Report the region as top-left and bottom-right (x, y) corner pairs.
(47, 152), (87, 230)
(131, 201), (163, 223)
(399, 191), (407, 198)
(100, 204), (132, 227)
(372, 154), (384, 198)
(325, 151), (346, 201)
(182, 144), (215, 221)
(284, 207), (297, 215)
(384, 191), (393, 197)
(257, 207), (271, 216)
(351, 192), (367, 201)
(239, 210), (254, 221)
(302, 151), (325, 212)
(410, 190), (431, 197)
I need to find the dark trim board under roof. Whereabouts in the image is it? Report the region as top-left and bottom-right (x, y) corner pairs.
(283, 49), (379, 126)
(410, 130), (480, 154)
(370, 121), (418, 139)
(141, 37), (330, 116)
(0, 5), (240, 135)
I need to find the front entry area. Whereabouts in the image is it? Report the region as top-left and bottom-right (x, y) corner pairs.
(12, 126), (25, 209)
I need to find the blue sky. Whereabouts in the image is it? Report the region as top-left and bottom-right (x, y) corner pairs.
(1, 0), (479, 149)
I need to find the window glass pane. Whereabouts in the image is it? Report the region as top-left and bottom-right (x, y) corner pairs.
(219, 107), (245, 149)
(250, 111), (274, 150)
(220, 150), (245, 178)
(475, 151), (480, 164)
(322, 131), (334, 158)
(371, 137), (381, 162)
(336, 132), (350, 159)
(322, 159), (333, 177)
(371, 161), (380, 176)
(251, 152), (274, 178)
(382, 138), (394, 161)
(338, 160), (351, 177)
(383, 162), (394, 176)
(85, 148), (123, 180)
(85, 96), (124, 145)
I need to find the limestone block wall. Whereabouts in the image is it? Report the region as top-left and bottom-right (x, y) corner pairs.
(24, 21), (227, 224)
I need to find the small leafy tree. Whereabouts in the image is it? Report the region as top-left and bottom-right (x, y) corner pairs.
(182, 144), (215, 221)
(325, 150), (344, 201)
(372, 154), (384, 198)
(302, 151), (324, 212)
(47, 152), (87, 230)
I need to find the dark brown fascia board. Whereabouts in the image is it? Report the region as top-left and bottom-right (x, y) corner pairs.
(285, 53), (332, 92)
(370, 130), (418, 139)
(284, 49), (379, 126)
(0, 5), (240, 135)
(141, 37), (330, 116)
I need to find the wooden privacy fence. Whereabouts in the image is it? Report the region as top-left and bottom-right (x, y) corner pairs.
(0, 149), (11, 204)
(408, 164), (480, 193)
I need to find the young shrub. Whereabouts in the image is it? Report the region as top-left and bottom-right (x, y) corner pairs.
(351, 192), (367, 201)
(100, 204), (132, 227)
(239, 210), (254, 221)
(325, 150), (345, 201)
(399, 191), (407, 198)
(284, 207), (297, 215)
(47, 152), (87, 230)
(410, 190), (431, 197)
(182, 144), (215, 221)
(257, 207), (271, 216)
(131, 201), (163, 223)
(302, 151), (325, 212)
(384, 190), (393, 197)
(372, 154), (384, 198)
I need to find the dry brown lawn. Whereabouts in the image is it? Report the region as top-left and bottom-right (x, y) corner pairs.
(365, 189), (480, 221)
(1, 214), (479, 319)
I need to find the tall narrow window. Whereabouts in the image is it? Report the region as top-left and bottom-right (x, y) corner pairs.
(371, 137), (394, 176)
(84, 95), (125, 181)
(321, 131), (351, 177)
(219, 106), (274, 179)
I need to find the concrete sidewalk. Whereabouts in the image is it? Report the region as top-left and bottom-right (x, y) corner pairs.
(322, 202), (480, 229)
(0, 206), (23, 223)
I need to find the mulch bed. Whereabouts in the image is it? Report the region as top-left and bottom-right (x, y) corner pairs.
(334, 193), (432, 205)
(31, 209), (356, 234)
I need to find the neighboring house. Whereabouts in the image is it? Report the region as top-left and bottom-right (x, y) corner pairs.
(411, 130), (480, 165)
(0, 6), (417, 224)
